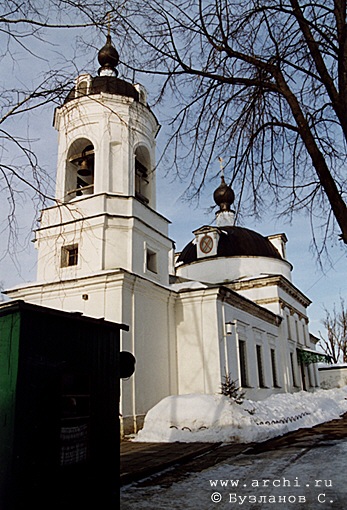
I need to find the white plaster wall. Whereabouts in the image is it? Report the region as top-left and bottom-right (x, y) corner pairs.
(175, 287), (291, 402)
(235, 308), (286, 398)
(37, 194), (170, 243)
(35, 194), (172, 286)
(121, 278), (177, 417)
(232, 281), (284, 313)
(176, 256), (292, 284)
(232, 280), (311, 353)
(36, 216), (108, 282)
(319, 367), (347, 389)
(131, 221), (172, 286)
(175, 289), (222, 395)
(221, 309), (287, 401)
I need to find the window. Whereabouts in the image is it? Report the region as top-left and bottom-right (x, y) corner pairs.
(76, 80), (88, 97)
(290, 352), (298, 387)
(239, 340), (248, 387)
(61, 244), (79, 267)
(270, 349), (279, 387)
(146, 248), (157, 273)
(75, 74), (91, 98)
(295, 319), (300, 342)
(287, 314), (292, 339)
(256, 345), (266, 388)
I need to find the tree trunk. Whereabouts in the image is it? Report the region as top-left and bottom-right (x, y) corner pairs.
(275, 69), (347, 243)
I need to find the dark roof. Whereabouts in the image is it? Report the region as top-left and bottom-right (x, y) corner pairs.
(64, 76), (139, 104)
(177, 226), (282, 265)
(0, 299), (129, 330)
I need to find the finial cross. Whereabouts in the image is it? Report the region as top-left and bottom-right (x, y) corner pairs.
(107, 12), (111, 37)
(218, 157), (224, 178)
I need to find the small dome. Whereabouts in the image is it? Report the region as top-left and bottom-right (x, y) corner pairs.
(98, 35), (119, 76)
(63, 35), (140, 104)
(213, 176), (235, 211)
(177, 226), (282, 265)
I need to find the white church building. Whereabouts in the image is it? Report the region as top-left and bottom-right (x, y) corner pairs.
(5, 36), (321, 435)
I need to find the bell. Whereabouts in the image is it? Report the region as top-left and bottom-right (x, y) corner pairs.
(77, 158), (91, 176)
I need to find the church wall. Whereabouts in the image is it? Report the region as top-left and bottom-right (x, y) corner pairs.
(220, 299), (287, 401)
(103, 216), (132, 270)
(177, 255), (292, 283)
(35, 217), (108, 281)
(231, 279), (309, 318)
(35, 196), (172, 285)
(131, 220), (172, 286)
(119, 274), (177, 434)
(175, 289), (221, 395)
(278, 320), (296, 392)
(5, 271), (124, 319)
(175, 287), (293, 402)
(233, 283), (282, 314)
(132, 199), (170, 237)
(230, 279), (313, 390)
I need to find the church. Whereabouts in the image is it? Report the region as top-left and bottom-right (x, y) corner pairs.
(5, 35), (321, 436)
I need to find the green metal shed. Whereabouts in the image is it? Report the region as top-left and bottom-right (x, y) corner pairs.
(0, 300), (128, 509)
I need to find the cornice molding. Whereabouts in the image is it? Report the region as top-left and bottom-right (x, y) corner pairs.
(254, 297), (309, 323)
(229, 274), (311, 307)
(218, 286), (282, 326)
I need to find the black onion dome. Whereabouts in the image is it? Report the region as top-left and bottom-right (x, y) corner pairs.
(64, 76), (139, 104)
(64, 34), (139, 104)
(98, 34), (119, 72)
(177, 226), (282, 265)
(213, 176), (235, 211)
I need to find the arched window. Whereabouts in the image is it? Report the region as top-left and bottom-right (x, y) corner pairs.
(75, 74), (92, 98)
(65, 140), (95, 201)
(76, 80), (88, 97)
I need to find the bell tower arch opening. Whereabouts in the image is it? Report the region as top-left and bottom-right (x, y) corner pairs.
(65, 139), (95, 201)
(134, 145), (152, 206)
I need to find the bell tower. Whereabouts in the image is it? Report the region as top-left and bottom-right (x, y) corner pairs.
(33, 35), (172, 287)
(5, 35), (178, 434)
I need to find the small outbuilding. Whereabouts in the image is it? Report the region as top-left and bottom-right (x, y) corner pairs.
(319, 364), (347, 389)
(0, 300), (127, 508)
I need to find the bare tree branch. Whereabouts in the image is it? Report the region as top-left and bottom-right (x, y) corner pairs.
(319, 297), (347, 363)
(101, 0), (347, 251)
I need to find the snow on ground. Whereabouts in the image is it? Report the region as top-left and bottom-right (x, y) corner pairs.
(121, 440), (347, 509)
(132, 387), (347, 444)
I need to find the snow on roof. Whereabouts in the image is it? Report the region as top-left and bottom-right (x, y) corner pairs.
(318, 363), (347, 370)
(170, 281), (208, 292)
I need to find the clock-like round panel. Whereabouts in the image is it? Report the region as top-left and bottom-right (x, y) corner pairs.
(200, 234), (214, 254)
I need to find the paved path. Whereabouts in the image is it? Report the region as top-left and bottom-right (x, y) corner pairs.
(120, 414), (347, 509)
